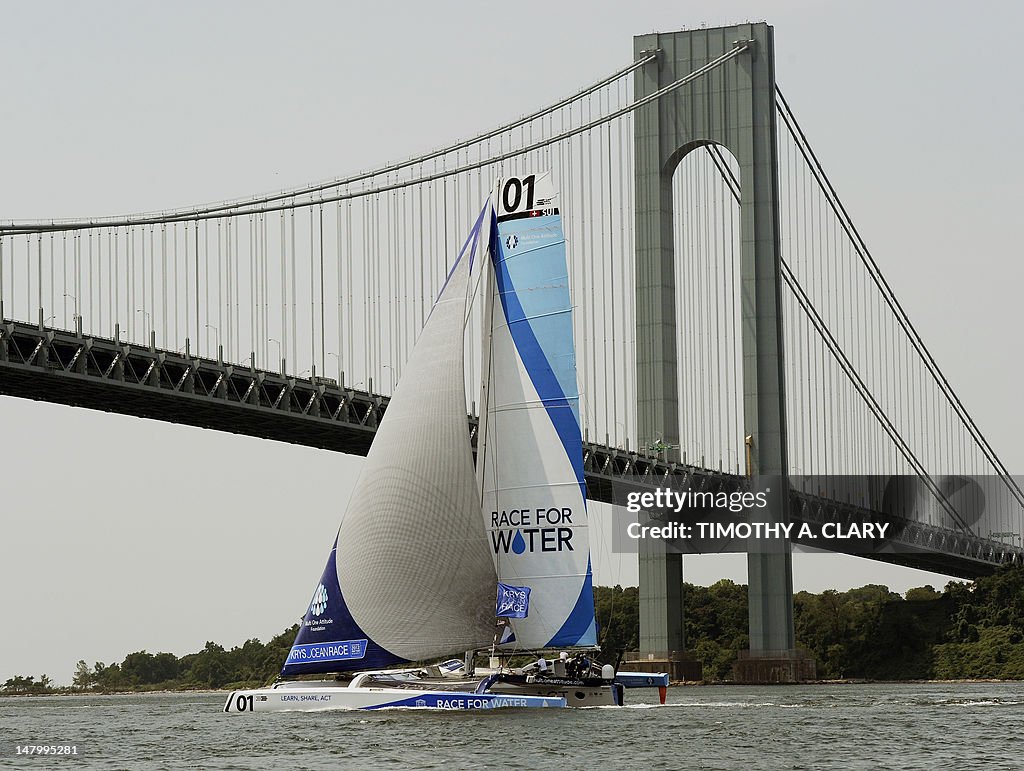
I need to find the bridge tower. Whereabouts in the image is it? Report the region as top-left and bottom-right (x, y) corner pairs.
(633, 23), (813, 681)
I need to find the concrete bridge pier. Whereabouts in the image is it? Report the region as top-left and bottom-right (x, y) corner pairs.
(633, 22), (814, 682)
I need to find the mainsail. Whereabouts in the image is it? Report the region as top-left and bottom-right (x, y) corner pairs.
(478, 172), (598, 649)
(282, 206), (497, 676)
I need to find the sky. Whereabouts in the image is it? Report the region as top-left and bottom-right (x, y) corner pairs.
(2, 0), (1023, 685)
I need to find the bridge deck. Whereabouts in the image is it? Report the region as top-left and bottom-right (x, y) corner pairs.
(2, 319), (1020, 579)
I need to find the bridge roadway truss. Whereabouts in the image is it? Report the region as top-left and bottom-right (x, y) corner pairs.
(2, 317), (1020, 579)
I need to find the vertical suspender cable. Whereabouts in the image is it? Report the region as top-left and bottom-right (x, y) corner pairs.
(309, 207), (316, 373)
(319, 203), (325, 375)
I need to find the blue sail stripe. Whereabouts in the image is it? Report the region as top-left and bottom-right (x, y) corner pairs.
(546, 558), (598, 647)
(281, 539), (406, 676)
(490, 218), (585, 497)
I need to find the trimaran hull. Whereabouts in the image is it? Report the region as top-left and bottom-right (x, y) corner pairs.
(223, 665), (638, 712)
(224, 684), (568, 712)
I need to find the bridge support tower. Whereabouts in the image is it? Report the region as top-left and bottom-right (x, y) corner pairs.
(633, 22), (814, 682)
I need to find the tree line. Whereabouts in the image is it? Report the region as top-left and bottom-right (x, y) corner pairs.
(1, 626), (298, 695)
(594, 565), (1024, 680)
(2, 566), (1022, 693)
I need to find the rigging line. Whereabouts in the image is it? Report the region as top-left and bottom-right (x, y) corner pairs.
(780, 260), (970, 532)
(1, 56), (657, 231)
(5, 46), (747, 234)
(775, 87), (1024, 508)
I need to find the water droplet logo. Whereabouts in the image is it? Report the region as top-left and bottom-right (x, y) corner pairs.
(310, 583), (329, 616)
(511, 530), (527, 555)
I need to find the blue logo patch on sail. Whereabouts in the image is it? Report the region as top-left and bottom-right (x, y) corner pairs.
(287, 639), (368, 664)
(310, 584), (329, 616)
(496, 583), (531, 618)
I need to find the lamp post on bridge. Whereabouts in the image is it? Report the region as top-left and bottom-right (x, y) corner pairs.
(328, 352), (342, 388)
(205, 324), (221, 363)
(268, 338), (284, 375)
(382, 363), (396, 394)
(63, 293), (81, 335)
(136, 309), (154, 350)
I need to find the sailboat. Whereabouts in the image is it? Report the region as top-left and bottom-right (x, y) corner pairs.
(224, 173), (665, 712)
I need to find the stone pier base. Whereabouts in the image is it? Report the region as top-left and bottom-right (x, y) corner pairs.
(732, 649), (817, 683)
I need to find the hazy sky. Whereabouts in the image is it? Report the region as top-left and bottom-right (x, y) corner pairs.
(2, 1), (1023, 684)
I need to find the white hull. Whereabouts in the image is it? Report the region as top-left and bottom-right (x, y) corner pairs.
(224, 683), (565, 712)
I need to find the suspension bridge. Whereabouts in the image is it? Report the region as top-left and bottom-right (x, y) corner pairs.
(1, 23), (1021, 681)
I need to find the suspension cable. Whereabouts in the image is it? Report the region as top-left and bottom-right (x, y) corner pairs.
(2, 46), (749, 234)
(775, 86), (1024, 511)
(705, 140), (969, 529)
(1, 54), (657, 233)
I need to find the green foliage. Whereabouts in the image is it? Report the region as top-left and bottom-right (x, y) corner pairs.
(121, 651), (180, 686)
(905, 585), (942, 602)
(1, 675), (54, 694)
(684, 580), (748, 680)
(793, 584), (904, 679)
(6, 568), (1023, 692)
(594, 585), (639, 663)
(72, 660), (93, 690)
(595, 567), (1024, 681)
(933, 626), (1024, 679)
(946, 566), (1024, 643)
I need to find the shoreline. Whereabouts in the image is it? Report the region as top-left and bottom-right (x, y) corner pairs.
(2, 679), (1020, 697)
(669, 678), (1017, 686)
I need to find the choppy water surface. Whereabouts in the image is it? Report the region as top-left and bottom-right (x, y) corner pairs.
(2, 683), (1023, 769)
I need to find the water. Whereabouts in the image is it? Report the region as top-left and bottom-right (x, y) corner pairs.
(2, 683), (1023, 769)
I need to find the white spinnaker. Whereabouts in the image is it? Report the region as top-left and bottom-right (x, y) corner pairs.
(479, 173), (596, 650)
(334, 212), (497, 661)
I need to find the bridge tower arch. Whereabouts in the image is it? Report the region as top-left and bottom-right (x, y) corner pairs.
(633, 23), (811, 680)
